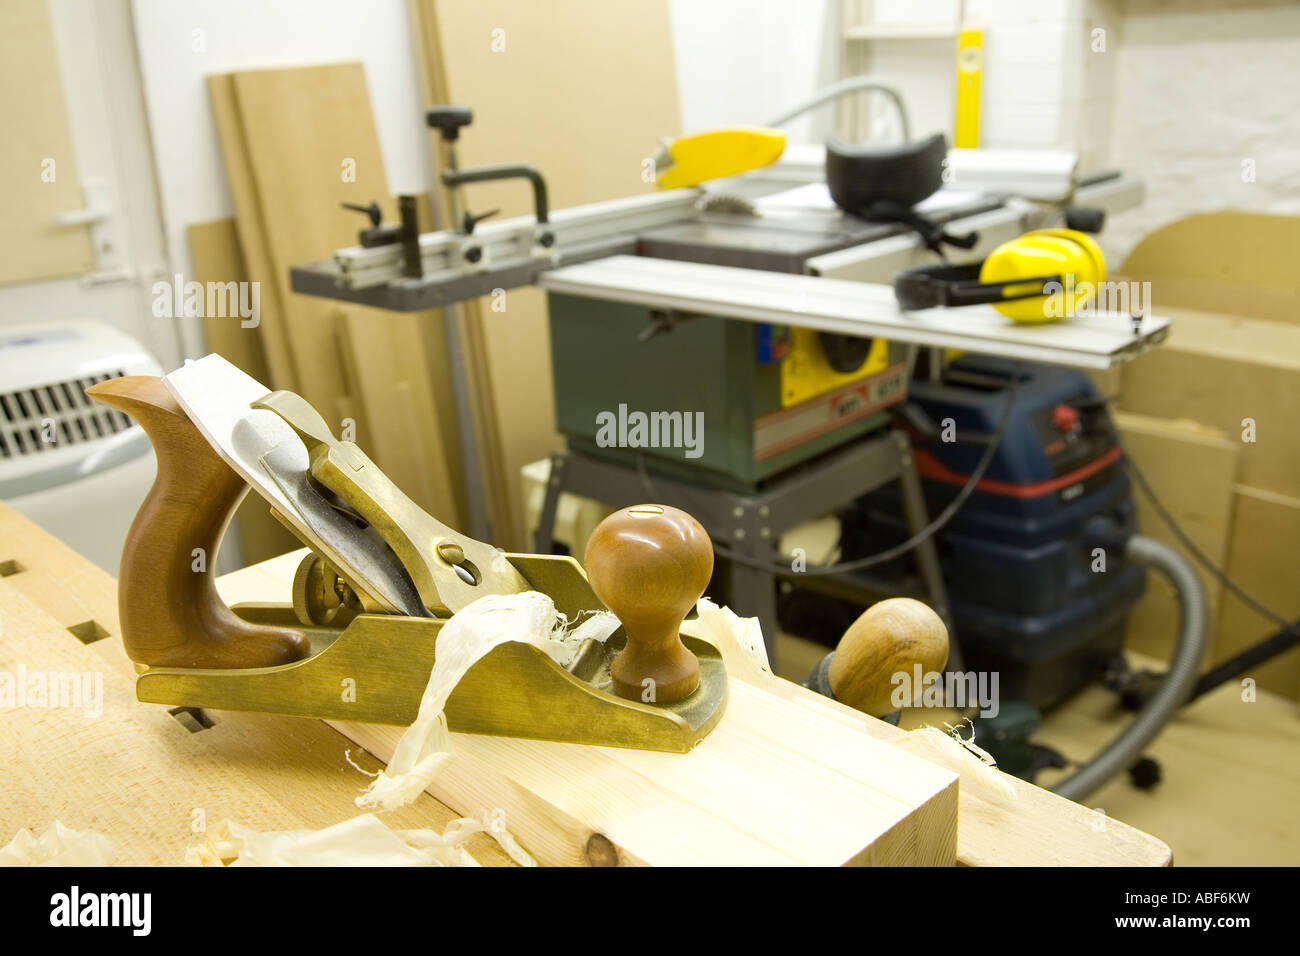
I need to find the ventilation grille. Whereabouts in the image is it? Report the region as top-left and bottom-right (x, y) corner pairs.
(0, 372), (134, 460)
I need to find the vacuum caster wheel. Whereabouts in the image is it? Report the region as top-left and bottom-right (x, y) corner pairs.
(1128, 756), (1162, 791)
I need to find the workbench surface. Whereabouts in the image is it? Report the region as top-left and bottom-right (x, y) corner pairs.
(0, 504), (1171, 865)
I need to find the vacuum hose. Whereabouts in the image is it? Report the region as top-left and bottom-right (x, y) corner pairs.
(1051, 531), (1208, 802)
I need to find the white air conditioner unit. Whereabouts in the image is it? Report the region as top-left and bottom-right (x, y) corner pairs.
(0, 321), (162, 574)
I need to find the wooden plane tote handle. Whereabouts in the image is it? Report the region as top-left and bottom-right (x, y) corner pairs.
(584, 504), (714, 704)
(86, 376), (310, 669)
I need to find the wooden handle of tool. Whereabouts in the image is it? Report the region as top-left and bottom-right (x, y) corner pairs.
(584, 504), (713, 704)
(86, 376), (310, 669)
(828, 598), (949, 717)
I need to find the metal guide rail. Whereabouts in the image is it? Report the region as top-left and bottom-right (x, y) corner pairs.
(291, 190), (703, 310)
(539, 254), (1168, 370)
(288, 170), (1161, 369)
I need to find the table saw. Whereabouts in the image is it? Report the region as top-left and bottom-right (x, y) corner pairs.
(291, 139), (1163, 496)
(285, 115), (1197, 807)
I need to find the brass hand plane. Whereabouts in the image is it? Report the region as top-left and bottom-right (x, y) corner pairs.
(86, 354), (726, 752)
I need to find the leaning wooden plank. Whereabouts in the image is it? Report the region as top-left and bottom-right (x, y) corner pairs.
(410, 1), (524, 549)
(228, 63), (463, 526)
(187, 219), (301, 564)
(1115, 306), (1300, 498)
(1112, 411), (1239, 665)
(413, 0), (683, 548)
(186, 218), (273, 386)
(216, 551), (960, 866)
(205, 73), (299, 392)
(1214, 485), (1300, 699)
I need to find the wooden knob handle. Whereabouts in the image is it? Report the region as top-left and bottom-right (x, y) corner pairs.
(828, 598), (948, 717)
(86, 376), (310, 669)
(584, 504), (713, 704)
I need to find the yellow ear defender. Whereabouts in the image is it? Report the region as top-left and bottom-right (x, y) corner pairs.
(894, 228), (1107, 324)
(979, 229), (1106, 323)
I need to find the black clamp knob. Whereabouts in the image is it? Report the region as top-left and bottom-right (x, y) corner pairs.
(461, 207), (500, 235)
(341, 201), (398, 248)
(341, 198), (424, 278)
(426, 105), (473, 142)
(341, 201), (382, 228)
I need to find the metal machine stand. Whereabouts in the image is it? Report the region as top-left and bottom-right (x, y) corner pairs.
(533, 429), (959, 673)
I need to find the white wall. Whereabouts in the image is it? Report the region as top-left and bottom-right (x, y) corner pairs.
(1103, 0), (1300, 262)
(130, 0), (432, 356)
(0, 0), (173, 368)
(126, 0), (1300, 303)
(131, 0), (838, 302)
(668, 0), (837, 144)
(829, 0), (1298, 264)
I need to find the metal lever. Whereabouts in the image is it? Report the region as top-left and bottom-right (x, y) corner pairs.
(340, 197), (423, 276)
(462, 207), (500, 235)
(252, 389), (529, 615)
(441, 163), (554, 246)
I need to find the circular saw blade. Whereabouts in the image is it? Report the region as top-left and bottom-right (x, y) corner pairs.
(696, 193), (759, 216)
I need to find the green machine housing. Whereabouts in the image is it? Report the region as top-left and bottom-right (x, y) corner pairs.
(541, 200), (994, 489)
(549, 292), (908, 491)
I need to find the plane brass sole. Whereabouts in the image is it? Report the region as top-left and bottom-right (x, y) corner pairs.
(135, 553), (727, 753)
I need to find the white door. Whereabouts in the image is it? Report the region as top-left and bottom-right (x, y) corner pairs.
(0, 0), (193, 574)
(0, 0), (181, 368)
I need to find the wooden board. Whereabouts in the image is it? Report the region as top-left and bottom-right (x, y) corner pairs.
(221, 552), (1172, 866)
(205, 73), (297, 392)
(186, 219), (274, 390)
(217, 552), (958, 866)
(207, 64), (465, 526)
(0, 0), (94, 285)
(0, 502), (1173, 865)
(1115, 306), (1300, 500)
(0, 503), (510, 865)
(411, 0), (682, 548)
(1113, 411), (1239, 665)
(1214, 485), (1300, 699)
(1119, 212), (1300, 326)
(186, 219), (300, 566)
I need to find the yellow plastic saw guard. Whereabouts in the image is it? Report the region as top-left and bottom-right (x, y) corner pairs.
(657, 127), (786, 189)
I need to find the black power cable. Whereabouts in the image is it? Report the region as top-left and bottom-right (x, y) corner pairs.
(634, 359), (1023, 577)
(1122, 453), (1300, 639)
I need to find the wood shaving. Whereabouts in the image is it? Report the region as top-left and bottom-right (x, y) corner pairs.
(185, 811), (537, 867)
(0, 820), (113, 866)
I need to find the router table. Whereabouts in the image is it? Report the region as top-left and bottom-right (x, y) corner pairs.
(0, 502), (1172, 865)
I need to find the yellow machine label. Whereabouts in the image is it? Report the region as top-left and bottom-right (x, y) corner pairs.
(780, 328), (891, 408)
(758, 363), (908, 462)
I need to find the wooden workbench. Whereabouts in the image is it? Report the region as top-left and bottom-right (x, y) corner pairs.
(0, 504), (1170, 865)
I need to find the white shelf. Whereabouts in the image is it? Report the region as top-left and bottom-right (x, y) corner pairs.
(845, 23), (960, 41)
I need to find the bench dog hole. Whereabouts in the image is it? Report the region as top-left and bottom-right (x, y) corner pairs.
(67, 619), (110, 644)
(168, 707), (216, 733)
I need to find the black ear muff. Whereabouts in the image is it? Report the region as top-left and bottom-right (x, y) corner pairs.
(893, 229), (1106, 324)
(894, 262), (1062, 312)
